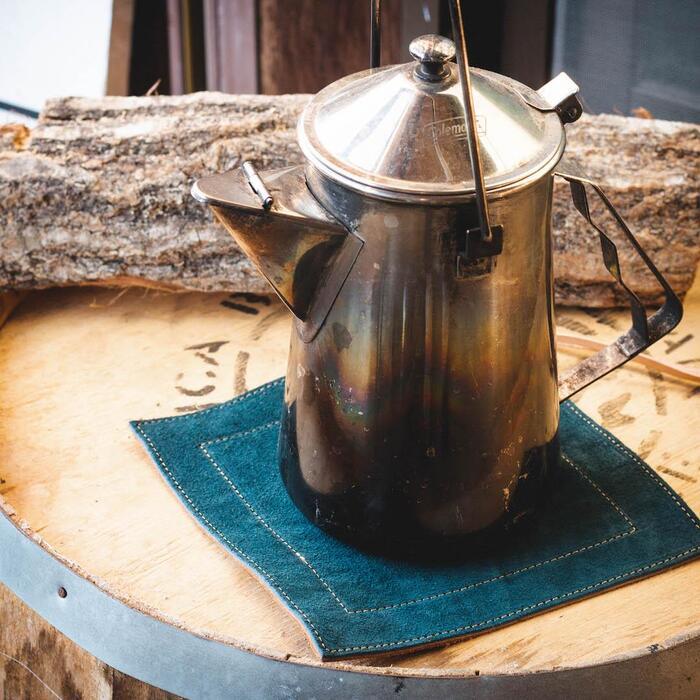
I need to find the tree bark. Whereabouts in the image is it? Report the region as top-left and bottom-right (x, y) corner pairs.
(0, 93), (697, 306)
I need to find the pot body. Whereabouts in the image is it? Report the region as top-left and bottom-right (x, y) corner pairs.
(279, 168), (560, 550)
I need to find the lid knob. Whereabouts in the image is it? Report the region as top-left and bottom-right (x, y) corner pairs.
(409, 34), (455, 82)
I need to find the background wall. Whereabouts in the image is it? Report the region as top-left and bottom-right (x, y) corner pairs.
(0, 0), (114, 124)
(553, 0), (700, 122)
(0, 0), (698, 125)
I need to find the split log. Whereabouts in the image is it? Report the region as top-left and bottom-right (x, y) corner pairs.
(0, 93), (697, 306)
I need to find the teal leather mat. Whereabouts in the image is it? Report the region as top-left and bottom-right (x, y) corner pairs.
(132, 378), (700, 660)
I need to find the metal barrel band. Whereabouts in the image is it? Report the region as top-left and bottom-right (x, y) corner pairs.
(555, 167), (683, 401)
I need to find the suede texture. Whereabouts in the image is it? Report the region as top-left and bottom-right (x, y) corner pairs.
(132, 378), (700, 659)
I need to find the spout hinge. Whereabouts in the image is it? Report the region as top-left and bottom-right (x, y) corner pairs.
(242, 161), (273, 209)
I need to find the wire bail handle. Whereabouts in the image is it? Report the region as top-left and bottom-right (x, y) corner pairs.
(369, 0), (500, 246)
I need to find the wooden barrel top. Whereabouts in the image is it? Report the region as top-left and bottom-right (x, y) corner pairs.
(0, 282), (698, 691)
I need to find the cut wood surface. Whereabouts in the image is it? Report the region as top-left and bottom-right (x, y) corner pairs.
(0, 279), (698, 681)
(0, 93), (697, 306)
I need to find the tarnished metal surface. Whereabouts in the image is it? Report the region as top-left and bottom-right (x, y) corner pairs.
(197, 155), (683, 547)
(278, 169), (560, 545)
(191, 4), (682, 550)
(194, 165), (357, 324)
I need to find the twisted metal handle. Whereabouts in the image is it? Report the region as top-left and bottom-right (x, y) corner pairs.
(555, 160), (683, 400)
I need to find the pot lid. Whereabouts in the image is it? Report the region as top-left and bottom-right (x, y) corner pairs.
(298, 35), (566, 202)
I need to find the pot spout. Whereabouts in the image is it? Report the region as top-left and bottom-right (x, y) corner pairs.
(192, 165), (361, 338)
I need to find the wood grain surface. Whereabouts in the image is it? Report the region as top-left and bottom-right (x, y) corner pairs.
(2, 91), (697, 307)
(0, 281), (698, 679)
(0, 584), (181, 699)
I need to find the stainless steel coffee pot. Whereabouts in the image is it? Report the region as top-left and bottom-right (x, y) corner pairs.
(193, 0), (682, 548)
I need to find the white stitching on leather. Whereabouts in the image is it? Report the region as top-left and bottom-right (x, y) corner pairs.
(199, 427), (635, 615)
(200, 423), (350, 612)
(565, 402), (699, 529)
(132, 386), (331, 652)
(132, 391), (699, 654)
(326, 546), (700, 653)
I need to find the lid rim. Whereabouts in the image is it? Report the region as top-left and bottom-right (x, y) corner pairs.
(298, 64), (566, 201)
(302, 137), (565, 204)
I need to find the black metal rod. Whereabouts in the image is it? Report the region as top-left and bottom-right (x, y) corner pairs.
(448, 0), (493, 243)
(0, 100), (39, 119)
(370, 0), (381, 68)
